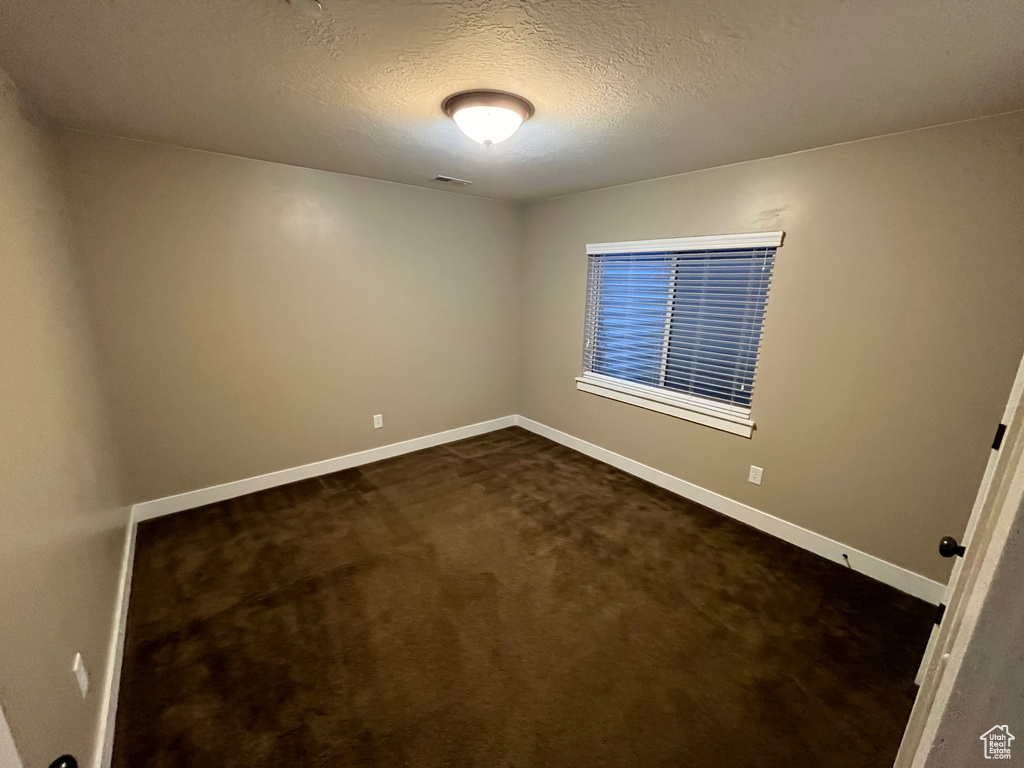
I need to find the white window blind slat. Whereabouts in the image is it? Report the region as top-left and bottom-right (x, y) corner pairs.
(582, 241), (777, 411)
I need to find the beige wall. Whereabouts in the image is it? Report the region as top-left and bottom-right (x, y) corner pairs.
(520, 112), (1024, 583)
(0, 77), (128, 766)
(53, 131), (523, 503)
(48, 114), (1024, 584)
(3, 56), (1018, 766)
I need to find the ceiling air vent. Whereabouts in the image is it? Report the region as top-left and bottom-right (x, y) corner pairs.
(432, 175), (472, 187)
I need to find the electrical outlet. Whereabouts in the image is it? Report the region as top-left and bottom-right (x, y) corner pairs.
(373, 414), (383, 429)
(748, 465), (763, 485)
(72, 653), (89, 698)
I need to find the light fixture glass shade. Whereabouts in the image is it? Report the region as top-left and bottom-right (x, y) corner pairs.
(443, 91), (534, 147)
(451, 105), (523, 146)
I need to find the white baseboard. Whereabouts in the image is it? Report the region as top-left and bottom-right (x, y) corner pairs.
(128, 410), (945, 596)
(130, 416), (517, 523)
(92, 518), (136, 768)
(94, 415), (516, 765)
(95, 410), (943, 764)
(514, 415), (946, 605)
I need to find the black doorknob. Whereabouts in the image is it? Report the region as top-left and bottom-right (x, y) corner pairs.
(49, 756), (77, 768)
(939, 536), (965, 558)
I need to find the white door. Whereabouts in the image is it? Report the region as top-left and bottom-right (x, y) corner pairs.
(895, 350), (1024, 766)
(0, 704), (23, 768)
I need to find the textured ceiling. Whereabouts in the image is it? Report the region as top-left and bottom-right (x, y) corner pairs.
(0, 0), (1021, 201)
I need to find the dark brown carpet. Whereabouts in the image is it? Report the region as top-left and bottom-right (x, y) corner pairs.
(114, 427), (932, 768)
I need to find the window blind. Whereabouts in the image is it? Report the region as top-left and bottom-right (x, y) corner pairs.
(582, 244), (777, 412)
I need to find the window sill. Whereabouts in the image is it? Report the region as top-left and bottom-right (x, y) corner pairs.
(575, 373), (755, 438)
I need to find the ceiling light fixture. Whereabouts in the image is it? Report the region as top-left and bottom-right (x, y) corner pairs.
(442, 90), (534, 147)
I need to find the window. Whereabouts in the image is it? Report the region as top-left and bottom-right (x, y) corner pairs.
(578, 232), (783, 437)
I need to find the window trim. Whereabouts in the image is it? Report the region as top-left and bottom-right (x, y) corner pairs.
(585, 231), (783, 256)
(576, 373), (756, 438)
(578, 231), (783, 438)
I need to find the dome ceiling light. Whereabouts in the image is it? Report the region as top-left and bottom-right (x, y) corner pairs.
(442, 90), (534, 147)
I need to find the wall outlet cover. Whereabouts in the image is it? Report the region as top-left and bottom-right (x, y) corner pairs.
(748, 465), (763, 485)
(373, 414), (383, 429)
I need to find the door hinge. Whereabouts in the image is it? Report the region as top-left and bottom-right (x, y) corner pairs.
(993, 423), (1007, 451)
(934, 602), (946, 625)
